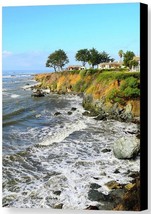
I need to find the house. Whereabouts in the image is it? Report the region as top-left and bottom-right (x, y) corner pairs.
(67, 65), (85, 71)
(131, 56), (140, 72)
(98, 61), (124, 70)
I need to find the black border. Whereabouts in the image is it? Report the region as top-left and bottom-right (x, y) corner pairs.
(140, 2), (148, 211)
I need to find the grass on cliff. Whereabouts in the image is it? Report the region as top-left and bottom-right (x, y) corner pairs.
(35, 70), (140, 104)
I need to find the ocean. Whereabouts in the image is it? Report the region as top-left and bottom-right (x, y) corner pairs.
(2, 70), (140, 209)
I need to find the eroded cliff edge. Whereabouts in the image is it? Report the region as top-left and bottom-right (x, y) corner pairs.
(35, 70), (140, 123)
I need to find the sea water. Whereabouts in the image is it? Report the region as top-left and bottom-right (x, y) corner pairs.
(2, 70), (140, 209)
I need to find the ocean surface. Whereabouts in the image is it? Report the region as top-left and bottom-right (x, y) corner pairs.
(2, 70), (140, 209)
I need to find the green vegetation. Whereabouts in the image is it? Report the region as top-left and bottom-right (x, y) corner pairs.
(123, 51), (135, 69)
(46, 49), (69, 71)
(75, 49), (90, 67)
(75, 48), (114, 68)
(106, 75), (140, 104)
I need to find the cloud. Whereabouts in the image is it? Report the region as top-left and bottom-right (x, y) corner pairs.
(2, 50), (13, 57)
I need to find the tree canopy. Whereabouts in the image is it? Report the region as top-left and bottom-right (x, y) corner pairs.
(75, 49), (90, 67)
(118, 50), (124, 59)
(75, 48), (114, 68)
(123, 51), (135, 68)
(46, 49), (69, 71)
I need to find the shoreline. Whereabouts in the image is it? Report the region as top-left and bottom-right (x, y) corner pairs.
(31, 72), (140, 211)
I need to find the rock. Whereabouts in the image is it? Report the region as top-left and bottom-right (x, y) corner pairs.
(128, 171), (140, 179)
(88, 189), (113, 202)
(113, 177), (140, 211)
(85, 205), (99, 210)
(53, 190), (61, 196)
(105, 181), (122, 190)
(54, 203), (63, 209)
(82, 110), (98, 117)
(94, 114), (107, 121)
(113, 136), (140, 159)
(114, 169), (120, 174)
(90, 183), (101, 189)
(124, 183), (135, 191)
(101, 148), (111, 153)
(31, 89), (45, 97)
(71, 107), (77, 111)
(54, 112), (61, 116)
(67, 111), (72, 115)
(82, 111), (90, 116)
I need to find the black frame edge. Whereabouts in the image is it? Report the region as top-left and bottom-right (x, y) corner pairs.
(140, 2), (148, 211)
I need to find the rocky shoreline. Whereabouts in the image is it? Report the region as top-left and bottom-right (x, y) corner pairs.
(30, 73), (140, 211)
(82, 94), (140, 123)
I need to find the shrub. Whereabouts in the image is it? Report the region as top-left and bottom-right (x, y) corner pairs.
(79, 70), (87, 78)
(124, 87), (140, 98)
(72, 80), (85, 92)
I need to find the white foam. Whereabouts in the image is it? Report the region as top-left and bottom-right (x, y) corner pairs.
(22, 82), (41, 90)
(39, 120), (87, 146)
(11, 94), (20, 98)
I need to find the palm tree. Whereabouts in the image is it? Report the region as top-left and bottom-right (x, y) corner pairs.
(118, 50), (124, 61)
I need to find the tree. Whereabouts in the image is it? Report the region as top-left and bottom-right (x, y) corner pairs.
(75, 49), (90, 66)
(99, 51), (114, 63)
(123, 51), (135, 68)
(88, 48), (100, 68)
(118, 50), (124, 61)
(129, 60), (139, 69)
(55, 49), (69, 71)
(46, 49), (69, 71)
(46, 52), (58, 72)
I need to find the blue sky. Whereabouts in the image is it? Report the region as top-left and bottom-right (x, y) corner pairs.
(2, 3), (140, 70)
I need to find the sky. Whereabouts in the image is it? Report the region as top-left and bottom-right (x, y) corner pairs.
(2, 3), (140, 71)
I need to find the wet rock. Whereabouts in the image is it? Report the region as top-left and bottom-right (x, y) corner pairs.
(113, 177), (140, 211)
(54, 112), (61, 116)
(88, 189), (113, 202)
(67, 111), (72, 115)
(128, 171), (140, 179)
(124, 183), (136, 191)
(82, 110), (98, 117)
(105, 181), (123, 190)
(85, 205), (99, 210)
(114, 169), (120, 174)
(113, 136), (140, 159)
(82, 111), (90, 116)
(54, 203), (63, 209)
(94, 114), (107, 121)
(101, 148), (111, 153)
(53, 190), (61, 196)
(31, 89), (45, 97)
(90, 183), (101, 189)
(71, 107), (77, 111)
(93, 177), (100, 180)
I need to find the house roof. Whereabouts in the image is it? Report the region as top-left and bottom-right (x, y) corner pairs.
(99, 61), (123, 66)
(67, 65), (82, 68)
(133, 56), (140, 61)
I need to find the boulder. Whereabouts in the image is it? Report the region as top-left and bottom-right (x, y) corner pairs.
(67, 111), (72, 115)
(54, 112), (61, 116)
(113, 136), (140, 159)
(94, 114), (107, 121)
(71, 107), (77, 111)
(31, 89), (45, 97)
(101, 148), (111, 153)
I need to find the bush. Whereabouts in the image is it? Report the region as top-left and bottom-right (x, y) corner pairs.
(79, 70), (87, 78)
(86, 68), (99, 75)
(72, 80), (84, 92)
(124, 87), (140, 98)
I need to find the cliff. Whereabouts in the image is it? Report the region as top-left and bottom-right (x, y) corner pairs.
(35, 69), (140, 122)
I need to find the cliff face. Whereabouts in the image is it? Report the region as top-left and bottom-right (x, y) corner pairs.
(35, 70), (140, 122)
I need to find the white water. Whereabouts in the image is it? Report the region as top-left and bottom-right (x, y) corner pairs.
(3, 84), (140, 209)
